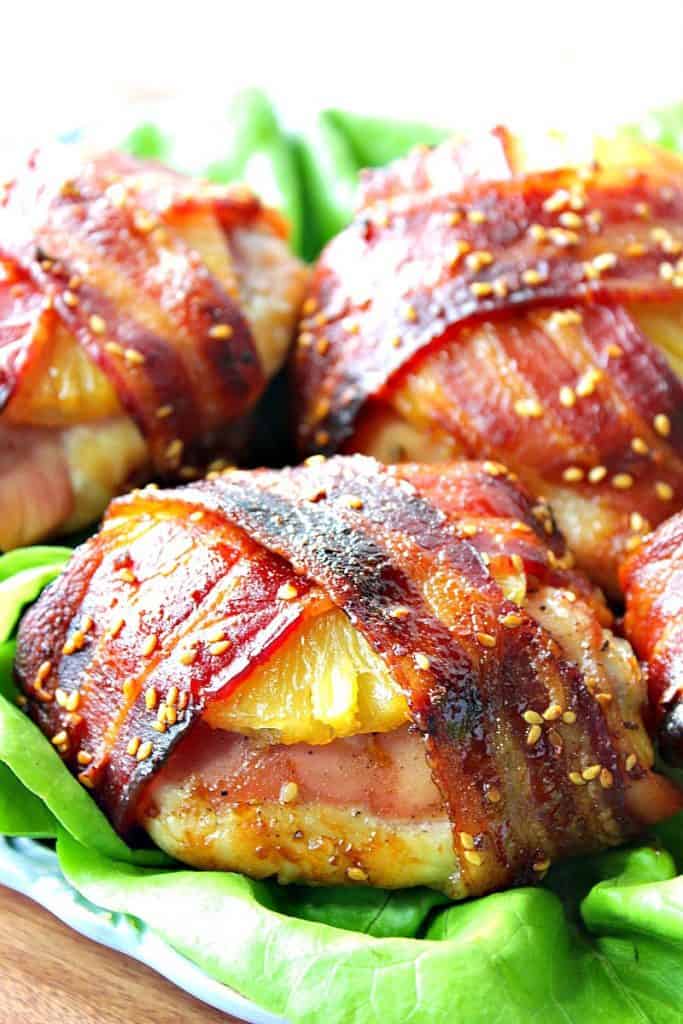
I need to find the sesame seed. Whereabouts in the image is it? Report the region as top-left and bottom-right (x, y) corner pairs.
(298, 331), (313, 347)
(582, 764), (601, 781)
(166, 686), (179, 708)
(151, 720), (166, 733)
(569, 771), (586, 786)
(626, 242), (646, 256)
(500, 612), (523, 628)
(122, 679), (135, 700)
(542, 703), (563, 721)
(625, 753), (638, 771)
(559, 211), (583, 229)
(523, 709), (544, 725)
(141, 635), (157, 657)
(459, 831), (475, 850)
(466, 250), (494, 272)
(35, 660), (52, 685)
(389, 606), (410, 619)
(521, 268), (547, 287)
(448, 239), (472, 266)
(66, 691), (81, 712)
(165, 705), (177, 726)
(630, 512), (648, 533)
(126, 737), (141, 757)
(414, 652), (431, 671)
(563, 466), (584, 483)
(625, 536), (643, 553)
(77, 751), (93, 766)
(460, 523), (477, 537)
(606, 343), (624, 358)
(526, 724), (542, 746)
(464, 850), (483, 866)
(403, 303), (418, 322)
(347, 866), (369, 882)
(208, 323), (233, 340)
(446, 209), (463, 226)
(575, 367), (602, 397)
(599, 768), (614, 789)
(145, 687), (158, 711)
(280, 781), (299, 804)
(165, 439), (184, 463)
(588, 465), (607, 484)
(124, 348), (145, 366)
(631, 437), (649, 456)
(302, 297), (317, 316)
(543, 189), (570, 213)
(550, 309), (582, 328)
(529, 224), (547, 241)
(62, 289), (79, 308)
(104, 341), (125, 357)
(483, 460), (507, 477)
(316, 337), (330, 356)
(305, 454), (326, 466)
(654, 413), (671, 437)
(277, 582), (298, 601)
(612, 473), (634, 491)
(470, 281), (494, 297)
(562, 711), (577, 724)
(179, 647), (197, 666)
(635, 202), (650, 219)
(655, 481), (674, 501)
(660, 261), (675, 281)
(344, 494), (364, 510)
(467, 209), (487, 224)
(107, 616), (125, 639)
(314, 429), (330, 447)
(118, 568), (136, 584)
(476, 632), (496, 648)
(89, 314), (106, 335)
(548, 227), (579, 247)
(558, 385), (576, 408)
(209, 640), (231, 656)
(178, 691), (189, 711)
(207, 627), (226, 644)
(78, 774), (95, 789)
(514, 397), (544, 418)
(133, 209), (157, 234)
(55, 690), (68, 709)
(188, 509), (204, 522)
(136, 740), (153, 762)
(51, 731), (68, 746)
(486, 787), (502, 803)
(593, 252), (618, 274)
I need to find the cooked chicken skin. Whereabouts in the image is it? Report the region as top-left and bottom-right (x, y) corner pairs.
(621, 511), (683, 765)
(0, 146), (307, 549)
(15, 457), (681, 897)
(292, 129), (683, 594)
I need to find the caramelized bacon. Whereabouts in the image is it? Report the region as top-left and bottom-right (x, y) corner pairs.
(0, 147), (295, 474)
(621, 511), (683, 764)
(292, 140), (683, 590)
(16, 457), (680, 895)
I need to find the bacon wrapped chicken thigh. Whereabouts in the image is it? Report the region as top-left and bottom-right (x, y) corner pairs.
(0, 146), (307, 549)
(292, 130), (683, 593)
(621, 511), (683, 765)
(15, 456), (680, 897)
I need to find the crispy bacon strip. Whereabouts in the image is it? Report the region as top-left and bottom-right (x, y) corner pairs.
(16, 457), (680, 894)
(0, 147), (284, 472)
(621, 511), (683, 763)
(292, 142), (683, 590)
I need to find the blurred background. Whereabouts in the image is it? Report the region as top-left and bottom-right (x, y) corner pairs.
(3, 0), (682, 149)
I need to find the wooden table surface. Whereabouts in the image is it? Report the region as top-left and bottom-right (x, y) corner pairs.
(0, 884), (244, 1023)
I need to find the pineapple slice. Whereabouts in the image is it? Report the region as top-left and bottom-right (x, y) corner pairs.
(205, 607), (410, 744)
(627, 301), (683, 380)
(4, 321), (121, 427)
